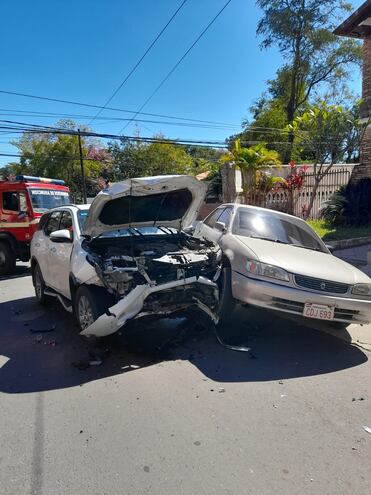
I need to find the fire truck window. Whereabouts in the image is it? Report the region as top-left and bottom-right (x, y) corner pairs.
(2, 192), (20, 212)
(60, 211), (73, 231)
(44, 211), (62, 236)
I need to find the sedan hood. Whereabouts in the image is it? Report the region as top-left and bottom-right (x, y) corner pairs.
(235, 236), (371, 285)
(83, 175), (207, 238)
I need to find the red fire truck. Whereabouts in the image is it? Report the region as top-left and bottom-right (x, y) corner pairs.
(0, 175), (71, 275)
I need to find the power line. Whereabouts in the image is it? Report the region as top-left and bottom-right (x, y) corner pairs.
(0, 89), (240, 128)
(89, 0), (188, 125)
(120, 0), (233, 133)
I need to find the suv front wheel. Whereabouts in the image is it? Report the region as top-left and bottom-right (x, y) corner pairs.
(74, 286), (113, 333)
(32, 263), (51, 305)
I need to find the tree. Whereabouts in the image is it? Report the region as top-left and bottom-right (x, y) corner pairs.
(109, 137), (217, 180)
(9, 120), (112, 199)
(222, 139), (281, 203)
(256, 0), (362, 159)
(289, 102), (366, 219)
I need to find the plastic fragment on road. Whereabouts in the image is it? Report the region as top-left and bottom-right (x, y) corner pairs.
(362, 426), (371, 434)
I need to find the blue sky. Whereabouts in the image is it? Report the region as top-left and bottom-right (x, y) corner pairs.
(0, 0), (363, 166)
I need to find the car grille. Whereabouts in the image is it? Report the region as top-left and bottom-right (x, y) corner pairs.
(272, 297), (359, 321)
(294, 275), (350, 294)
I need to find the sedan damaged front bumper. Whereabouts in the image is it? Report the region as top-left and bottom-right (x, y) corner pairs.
(80, 276), (219, 337)
(232, 271), (371, 325)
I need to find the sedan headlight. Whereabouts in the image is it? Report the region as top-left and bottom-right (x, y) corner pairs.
(246, 260), (289, 282)
(352, 284), (371, 296)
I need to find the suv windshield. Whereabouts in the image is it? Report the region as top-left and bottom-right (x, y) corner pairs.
(28, 188), (71, 213)
(233, 209), (326, 252)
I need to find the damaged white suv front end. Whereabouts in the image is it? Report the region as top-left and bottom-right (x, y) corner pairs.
(31, 176), (221, 337)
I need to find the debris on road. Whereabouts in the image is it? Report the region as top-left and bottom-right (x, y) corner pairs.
(218, 387), (226, 393)
(352, 397), (365, 401)
(89, 359), (103, 366)
(29, 326), (56, 334)
(362, 425), (371, 434)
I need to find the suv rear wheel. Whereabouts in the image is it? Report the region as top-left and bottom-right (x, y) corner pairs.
(32, 263), (51, 305)
(0, 241), (16, 276)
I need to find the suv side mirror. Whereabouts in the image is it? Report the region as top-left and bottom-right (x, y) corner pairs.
(215, 221), (226, 233)
(50, 229), (72, 243)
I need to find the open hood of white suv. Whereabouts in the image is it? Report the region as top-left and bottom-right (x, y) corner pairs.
(83, 175), (207, 238)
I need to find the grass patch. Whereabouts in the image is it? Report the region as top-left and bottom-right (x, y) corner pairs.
(308, 220), (371, 242)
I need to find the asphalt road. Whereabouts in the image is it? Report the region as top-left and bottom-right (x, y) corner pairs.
(1, 264), (371, 495)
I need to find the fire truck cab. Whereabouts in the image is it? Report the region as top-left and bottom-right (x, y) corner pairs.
(0, 175), (71, 275)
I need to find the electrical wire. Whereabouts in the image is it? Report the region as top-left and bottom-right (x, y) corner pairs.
(89, 0), (188, 125)
(0, 89), (241, 128)
(120, 0), (233, 133)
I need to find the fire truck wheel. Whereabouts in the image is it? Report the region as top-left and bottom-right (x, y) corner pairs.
(32, 264), (50, 305)
(0, 241), (16, 276)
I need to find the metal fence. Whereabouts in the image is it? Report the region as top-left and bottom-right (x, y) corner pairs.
(241, 168), (351, 220)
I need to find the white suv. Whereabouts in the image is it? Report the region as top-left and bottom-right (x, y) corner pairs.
(30, 176), (220, 337)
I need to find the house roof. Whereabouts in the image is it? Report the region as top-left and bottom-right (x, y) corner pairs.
(334, 0), (371, 38)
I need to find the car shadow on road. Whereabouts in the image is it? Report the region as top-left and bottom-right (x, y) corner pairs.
(0, 264), (31, 281)
(0, 297), (368, 394)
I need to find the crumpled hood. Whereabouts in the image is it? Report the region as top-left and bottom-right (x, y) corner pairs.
(83, 175), (207, 238)
(235, 236), (371, 285)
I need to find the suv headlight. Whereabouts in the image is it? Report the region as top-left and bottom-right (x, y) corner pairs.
(352, 284), (371, 296)
(246, 260), (289, 282)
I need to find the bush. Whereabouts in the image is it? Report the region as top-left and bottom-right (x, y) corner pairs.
(321, 178), (371, 226)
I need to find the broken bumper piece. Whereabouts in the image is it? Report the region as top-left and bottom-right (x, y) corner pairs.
(80, 276), (219, 337)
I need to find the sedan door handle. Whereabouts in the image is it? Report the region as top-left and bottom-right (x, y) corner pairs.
(50, 247), (57, 253)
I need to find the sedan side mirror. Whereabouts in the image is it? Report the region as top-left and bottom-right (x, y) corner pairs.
(50, 229), (72, 243)
(215, 221), (226, 233)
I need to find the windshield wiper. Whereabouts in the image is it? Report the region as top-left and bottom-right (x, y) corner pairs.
(289, 243), (322, 252)
(250, 235), (288, 244)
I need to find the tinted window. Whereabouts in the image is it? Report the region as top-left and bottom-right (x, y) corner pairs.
(78, 210), (89, 230)
(37, 213), (50, 231)
(204, 208), (223, 228)
(2, 191), (25, 212)
(44, 211), (62, 236)
(233, 209), (325, 252)
(217, 207), (233, 228)
(60, 211), (73, 230)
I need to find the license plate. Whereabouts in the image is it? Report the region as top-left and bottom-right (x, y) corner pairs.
(303, 303), (334, 320)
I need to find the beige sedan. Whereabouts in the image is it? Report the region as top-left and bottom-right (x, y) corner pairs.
(194, 204), (371, 325)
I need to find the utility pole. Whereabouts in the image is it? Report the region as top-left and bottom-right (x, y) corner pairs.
(77, 128), (87, 203)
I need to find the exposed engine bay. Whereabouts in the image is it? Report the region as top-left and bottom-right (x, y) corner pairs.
(81, 229), (221, 332)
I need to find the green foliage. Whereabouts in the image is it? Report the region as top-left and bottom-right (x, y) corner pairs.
(309, 219), (371, 242)
(109, 138), (218, 180)
(321, 179), (371, 227)
(222, 139), (281, 201)
(8, 120), (111, 199)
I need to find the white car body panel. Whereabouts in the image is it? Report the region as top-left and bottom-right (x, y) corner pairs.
(80, 276), (218, 337)
(83, 175), (207, 238)
(31, 178), (220, 337)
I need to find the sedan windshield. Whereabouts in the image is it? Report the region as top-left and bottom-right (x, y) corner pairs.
(28, 188), (71, 213)
(233, 209), (326, 252)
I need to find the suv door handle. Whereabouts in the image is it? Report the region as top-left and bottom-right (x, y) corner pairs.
(50, 247), (57, 253)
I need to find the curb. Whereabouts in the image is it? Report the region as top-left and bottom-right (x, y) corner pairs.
(331, 236), (371, 250)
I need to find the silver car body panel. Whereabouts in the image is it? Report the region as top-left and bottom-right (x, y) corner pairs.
(195, 203), (371, 325)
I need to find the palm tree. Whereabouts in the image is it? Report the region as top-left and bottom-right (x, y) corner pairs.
(223, 139), (281, 203)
